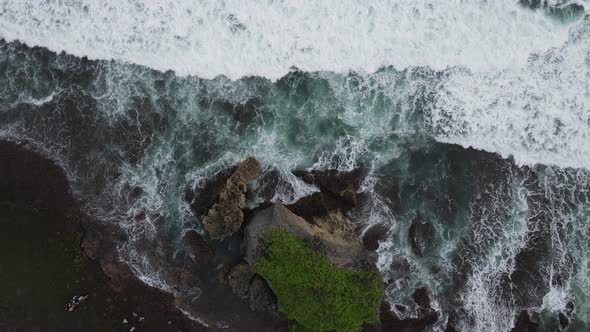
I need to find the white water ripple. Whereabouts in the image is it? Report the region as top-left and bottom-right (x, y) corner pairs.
(0, 0), (574, 79)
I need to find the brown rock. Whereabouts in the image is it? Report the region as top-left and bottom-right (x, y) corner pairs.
(228, 263), (255, 299)
(202, 157), (261, 239)
(185, 166), (238, 217)
(362, 223), (390, 251)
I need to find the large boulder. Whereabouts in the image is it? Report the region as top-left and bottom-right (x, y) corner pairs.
(228, 263), (255, 299)
(292, 168), (364, 206)
(287, 168), (365, 220)
(200, 157), (260, 239)
(245, 203), (375, 269)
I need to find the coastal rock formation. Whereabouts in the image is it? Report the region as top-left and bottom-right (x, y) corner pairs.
(245, 203), (375, 269)
(228, 263), (255, 299)
(200, 157), (260, 239)
(287, 168), (364, 220)
(374, 289), (438, 332)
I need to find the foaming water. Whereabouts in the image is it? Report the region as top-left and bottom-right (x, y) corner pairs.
(0, 0), (574, 79)
(432, 16), (590, 169)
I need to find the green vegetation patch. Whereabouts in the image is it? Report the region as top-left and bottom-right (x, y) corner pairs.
(253, 229), (384, 332)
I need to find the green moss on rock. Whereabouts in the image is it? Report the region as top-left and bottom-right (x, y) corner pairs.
(253, 229), (384, 332)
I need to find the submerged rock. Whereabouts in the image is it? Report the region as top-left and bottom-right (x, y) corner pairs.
(182, 229), (214, 259)
(362, 223), (390, 251)
(286, 168), (366, 229)
(201, 157), (260, 239)
(408, 214), (436, 256)
(185, 166), (238, 218)
(375, 300), (438, 332)
(245, 203), (375, 269)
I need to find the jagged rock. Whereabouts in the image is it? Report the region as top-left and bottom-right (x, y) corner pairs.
(182, 229), (214, 258)
(558, 301), (576, 331)
(185, 166), (237, 217)
(362, 223), (390, 251)
(248, 275), (278, 314)
(245, 204), (376, 270)
(374, 301), (438, 332)
(201, 157), (260, 239)
(511, 310), (539, 332)
(228, 263), (255, 299)
(408, 214), (435, 256)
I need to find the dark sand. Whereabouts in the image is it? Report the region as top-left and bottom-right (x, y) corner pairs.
(0, 141), (207, 332)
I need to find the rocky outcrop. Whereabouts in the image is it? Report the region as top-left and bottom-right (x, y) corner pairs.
(408, 214), (436, 256)
(287, 168), (364, 220)
(292, 168), (364, 206)
(228, 263), (255, 299)
(372, 288), (438, 332)
(248, 275), (278, 314)
(200, 157), (260, 239)
(245, 203), (376, 270)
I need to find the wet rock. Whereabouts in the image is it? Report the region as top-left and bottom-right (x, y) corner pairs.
(292, 167), (364, 208)
(408, 214), (435, 256)
(376, 301), (438, 332)
(228, 263), (255, 299)
(182, 229), (214, 258)
(362, 223), (390, 251)
(245, 204), (376, 270)
(248, 275), (278, 314)
(185, 166), (237, 218)
(558, 301), (576, 331)
(413, 287), (431, 308)
(201, 157), (261, 239)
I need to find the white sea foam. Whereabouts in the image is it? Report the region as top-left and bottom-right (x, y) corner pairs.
(0, 0), (574, 80)
(432, 16), (590, 170)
